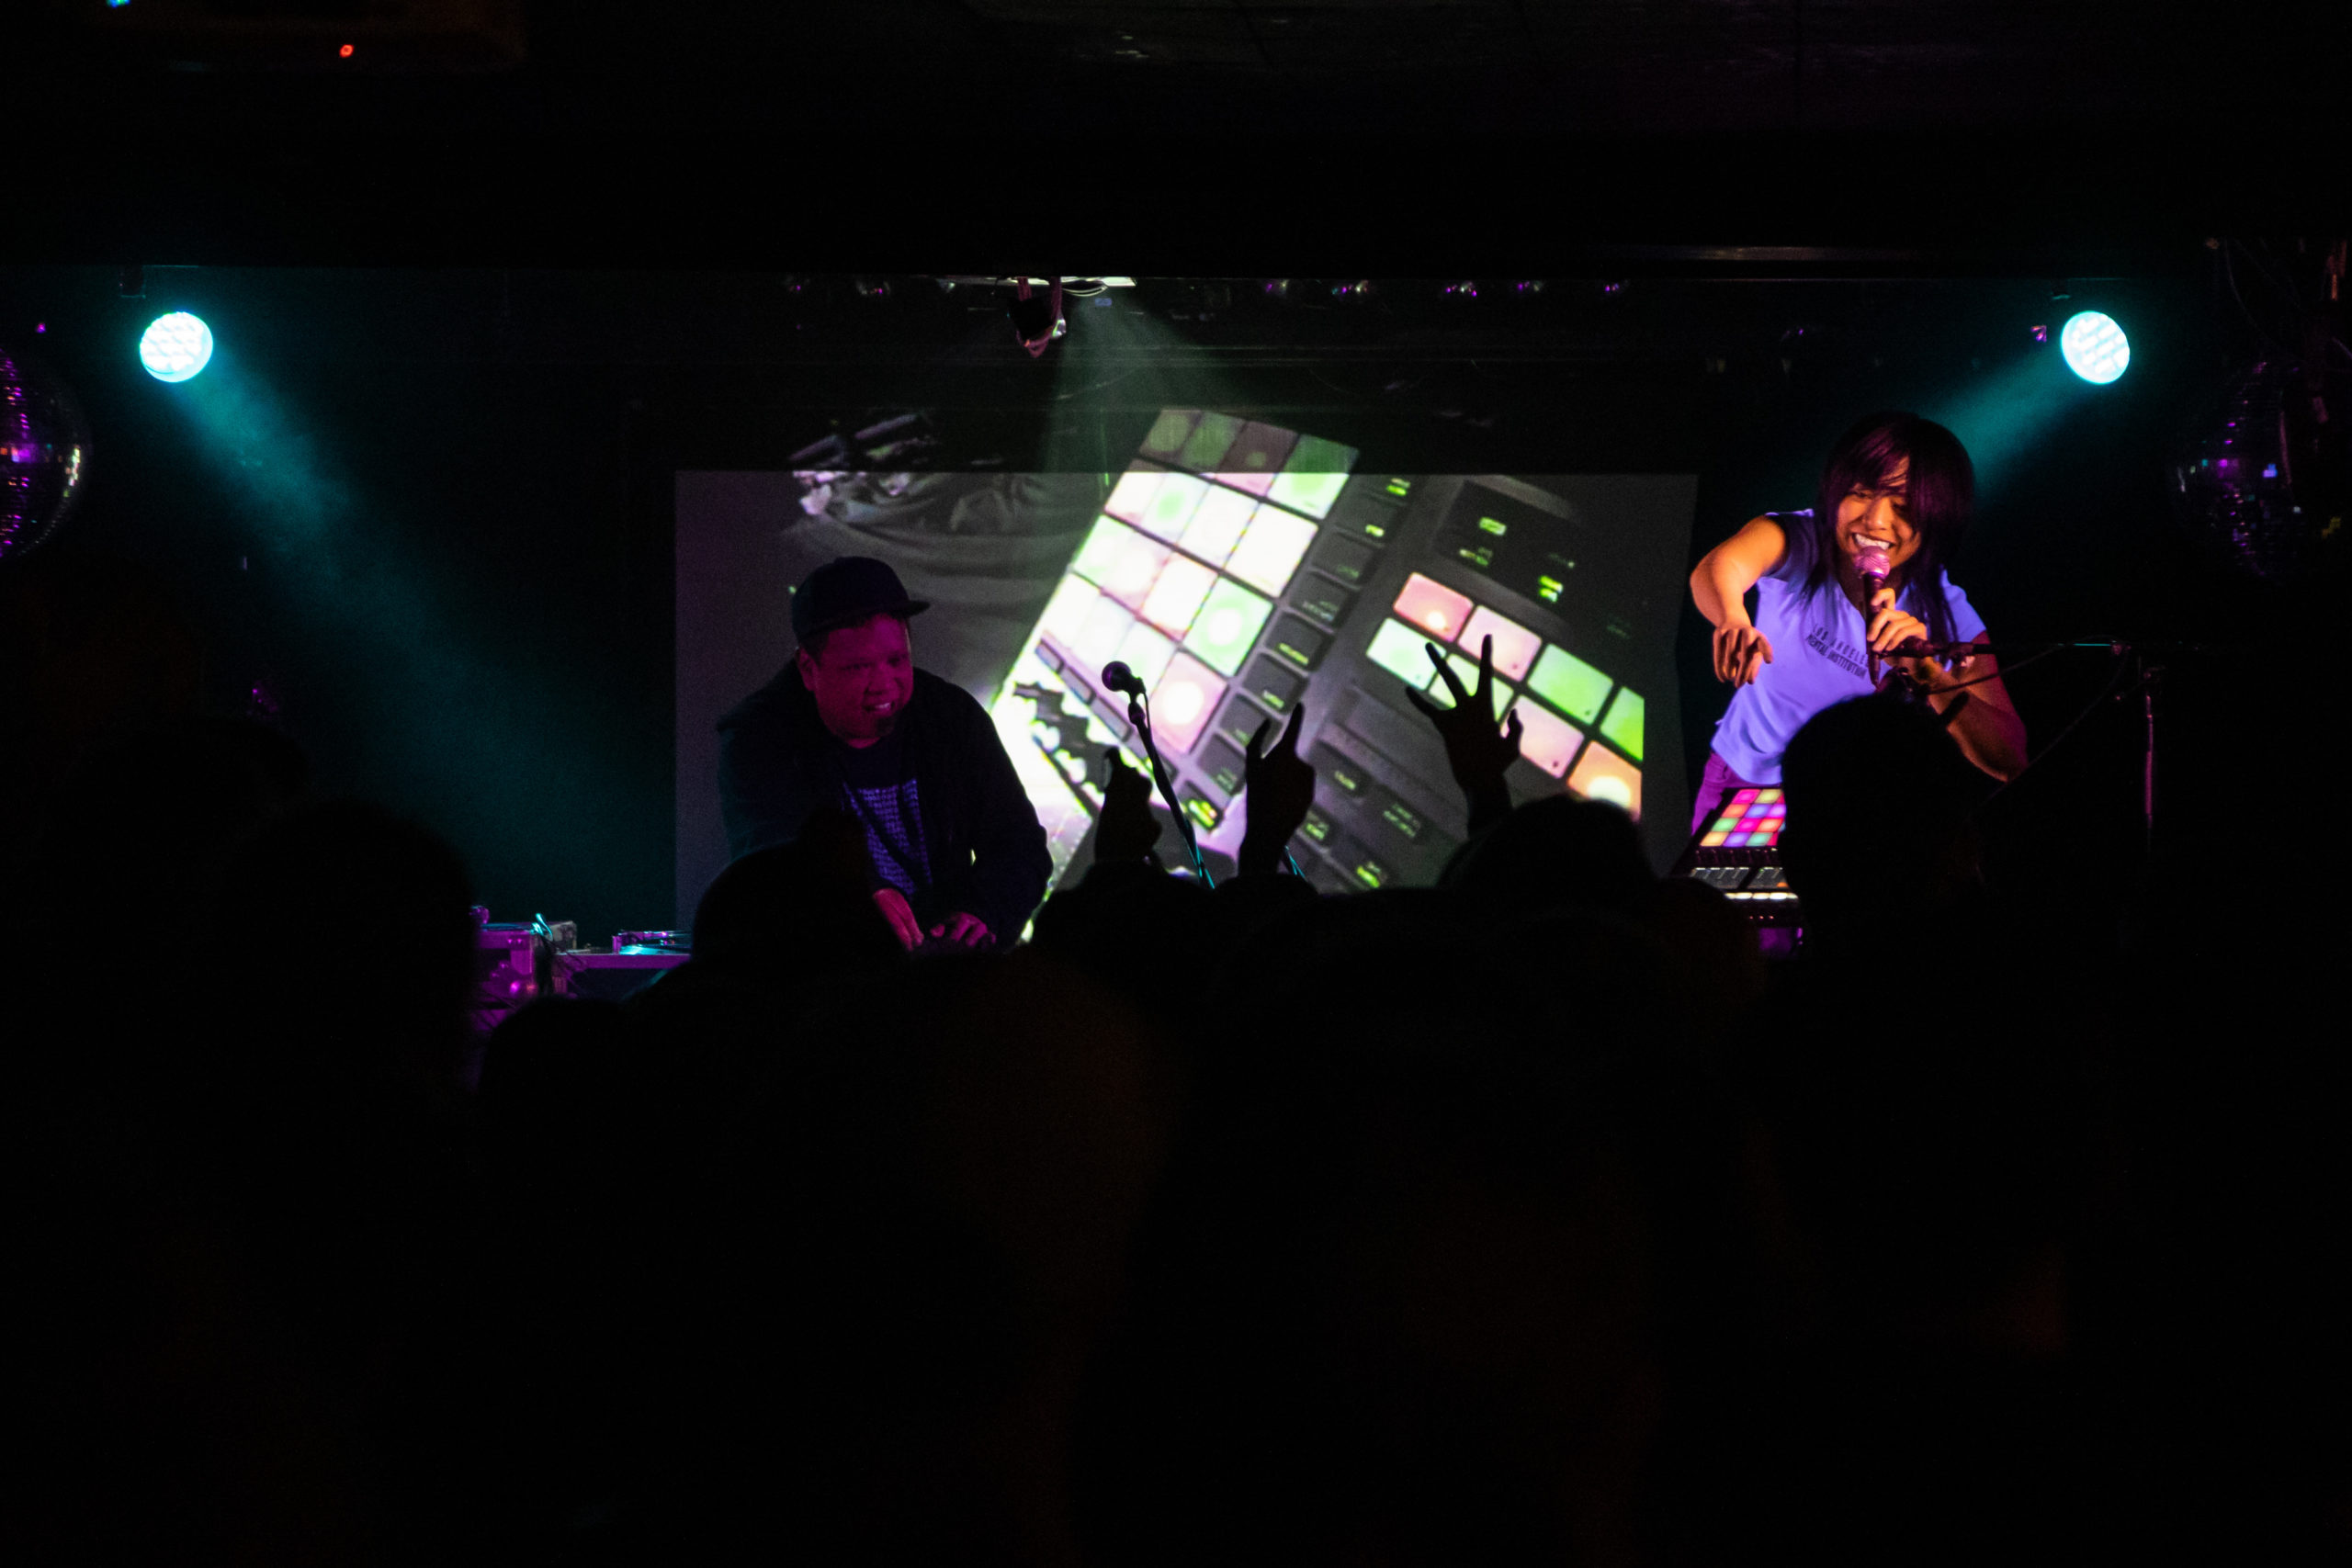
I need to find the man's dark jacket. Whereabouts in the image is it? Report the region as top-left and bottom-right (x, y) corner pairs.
(716, 666), (1052, 941)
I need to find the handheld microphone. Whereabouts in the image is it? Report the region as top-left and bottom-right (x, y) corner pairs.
(1855, 544), (1897, 681)
(1100, 660), (1147, 698)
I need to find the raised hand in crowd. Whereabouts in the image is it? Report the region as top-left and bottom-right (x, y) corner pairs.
(1094, 748), (1165, 868)
(1406, 635), (1523, 837)
(1238, 705), (1315, 876)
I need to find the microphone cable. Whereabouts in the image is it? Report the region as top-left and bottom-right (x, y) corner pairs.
(1978, 645), (2138, 812)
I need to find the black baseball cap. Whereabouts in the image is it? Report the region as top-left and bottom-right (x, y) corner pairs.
(791, 556), (930, 644)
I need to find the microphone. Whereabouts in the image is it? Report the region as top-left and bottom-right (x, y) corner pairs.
(1855, 543), (1892, 595)
(1853, 543), (1928, 667)
(1854, 543), (1904, 681)
(1096, 658), (1212, 885)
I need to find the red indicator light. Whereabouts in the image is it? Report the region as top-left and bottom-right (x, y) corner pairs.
(339, 43), (354, 58)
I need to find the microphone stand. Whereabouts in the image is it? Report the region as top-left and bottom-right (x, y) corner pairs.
(2112, 641), (2163, 863)
(1958, 637), (2180, 865)
(1126, 694), (1215, 887)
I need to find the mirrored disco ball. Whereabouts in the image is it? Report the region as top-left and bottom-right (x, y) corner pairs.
(2167, 360), (2333, 581)
(0, 344), (93, 563)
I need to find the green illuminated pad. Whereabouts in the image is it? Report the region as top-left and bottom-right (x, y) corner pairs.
(1527, 644), (1613, 723)
(1184, 577), (1274, 676)
(1070, 515), (1135, 587)
(1140, 409), (1200, 459)
(1599, 686), (1645, 762)
(1365, 617), (1438, 690)
(1267, 434), (1357, 518)
(1178, 411), (1244, 471)
(1138, 472), (1209, 543)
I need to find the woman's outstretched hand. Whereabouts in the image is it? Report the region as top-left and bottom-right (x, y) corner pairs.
(1713, 619), (1774, 684)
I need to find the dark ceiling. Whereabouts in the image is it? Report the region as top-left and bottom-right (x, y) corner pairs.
(12, 1), (2351, 271)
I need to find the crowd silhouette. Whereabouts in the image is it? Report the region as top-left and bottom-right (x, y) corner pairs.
(6, 606), (2348, 1566)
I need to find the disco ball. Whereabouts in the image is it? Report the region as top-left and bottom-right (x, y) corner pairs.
(0, 344), (93, 564)
(2167, 359), (2341, 581)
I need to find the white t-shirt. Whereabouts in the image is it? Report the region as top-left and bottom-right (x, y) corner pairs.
(1710, 510), (1986, 783)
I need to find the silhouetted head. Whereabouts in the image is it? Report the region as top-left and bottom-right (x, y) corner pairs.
(692, 807), (900, 981)
(1778, 695), (1981, 946)
(1439, 794), (1654, 922)
(205, 798), (477, 1109)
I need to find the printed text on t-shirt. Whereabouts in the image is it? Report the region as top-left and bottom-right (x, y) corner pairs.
(1805, 623), (1870, 680)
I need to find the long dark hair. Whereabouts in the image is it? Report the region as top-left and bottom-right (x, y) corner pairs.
(1804, 412), (1974, 648)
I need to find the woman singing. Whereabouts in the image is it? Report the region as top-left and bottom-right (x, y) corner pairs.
(1688, 412), (2028, 832)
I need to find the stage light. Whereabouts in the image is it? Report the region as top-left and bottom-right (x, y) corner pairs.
(339, 43), (354, 58)
(2060, 310), (2129, 384)
(139, 311), (213, 383)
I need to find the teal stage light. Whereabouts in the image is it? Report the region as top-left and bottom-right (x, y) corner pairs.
(2059, 310), (2129, 384)
(140, 312), (214, 383)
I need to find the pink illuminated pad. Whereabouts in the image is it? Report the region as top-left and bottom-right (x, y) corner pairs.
(1039, 577), (1100, 648)
(1096, 532), (1172, 610)
(1513, 702), (1584, 778)
(1459, 604), (1543, 681)
(1140, 554), (1217, 636)
(1151, 651), (1227, 754)
(1568, 743), (1642, 818)
(1114, 620), (1177, 689)
(1392, 573), (1476, 642)
(1102, 465), (1167, 525)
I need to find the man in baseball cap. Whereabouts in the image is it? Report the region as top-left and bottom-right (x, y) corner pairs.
(716, 557), (1049, 951)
